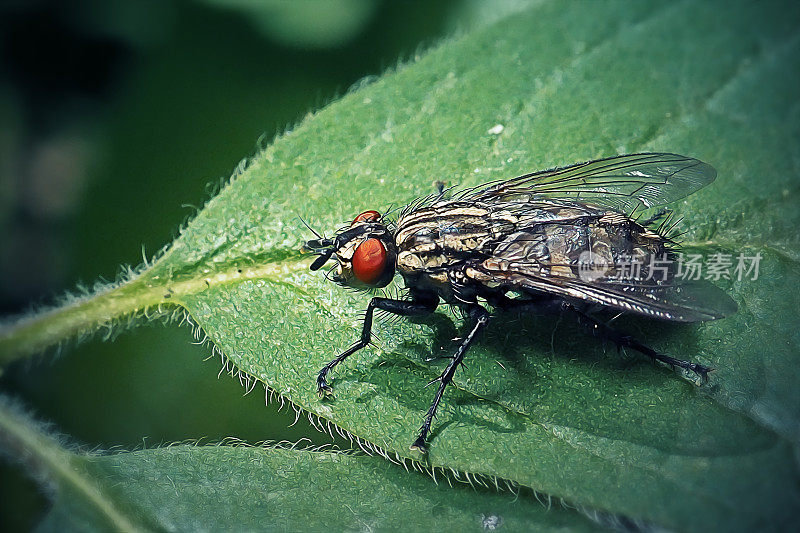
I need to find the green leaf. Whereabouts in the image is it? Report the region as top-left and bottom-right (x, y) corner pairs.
(2, 0), (799, 531)
(0, 398), (599, 532)
(60, 447), (604, 532)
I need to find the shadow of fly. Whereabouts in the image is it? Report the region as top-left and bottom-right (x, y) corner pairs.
(304, 153), (737, 453)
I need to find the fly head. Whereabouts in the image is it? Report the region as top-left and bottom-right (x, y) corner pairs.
(305, 210), (396, 289)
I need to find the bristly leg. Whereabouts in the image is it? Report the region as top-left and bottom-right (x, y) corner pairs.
(317, 290), (438, 396)
(491, 294), (712, 381)
(566, 303), (712, 381)
(410, 305), (490, 453)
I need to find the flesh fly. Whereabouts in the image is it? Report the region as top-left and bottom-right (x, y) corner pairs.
(305, 153), (737, 452)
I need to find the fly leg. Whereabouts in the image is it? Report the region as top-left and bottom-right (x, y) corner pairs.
(565, 303), (712, 382)
(317, 290), (438, 396)
(491, 294), (711, 381)
(411, 305), (490, 453)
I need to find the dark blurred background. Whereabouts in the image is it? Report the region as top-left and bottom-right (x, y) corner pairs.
(0, 0), (484, 528)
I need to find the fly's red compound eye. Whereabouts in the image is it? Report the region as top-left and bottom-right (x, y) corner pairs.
(352, 238), (387, 285)
(352, 210), (381, 225)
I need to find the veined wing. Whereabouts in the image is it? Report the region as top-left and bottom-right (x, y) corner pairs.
(469, 263), (737, 322)
(463, 153), (716, 213)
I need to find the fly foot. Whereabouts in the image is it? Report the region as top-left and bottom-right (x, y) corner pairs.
(690, 363), (713, 384)
(317, 373), (334, 398)
(410, 435), (428, 453)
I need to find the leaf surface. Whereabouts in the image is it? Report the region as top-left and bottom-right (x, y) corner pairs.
(0, 398), (600, 533)
(3, 1), (800, 531)
(165, 1), (800, 530)
(46, 446), (606, 533)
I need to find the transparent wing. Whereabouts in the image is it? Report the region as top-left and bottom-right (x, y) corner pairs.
(464, 153), (716, 213)
(472, 265), (737, 322)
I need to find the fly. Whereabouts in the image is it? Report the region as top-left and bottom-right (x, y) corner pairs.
(304, 153), (737, 453)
